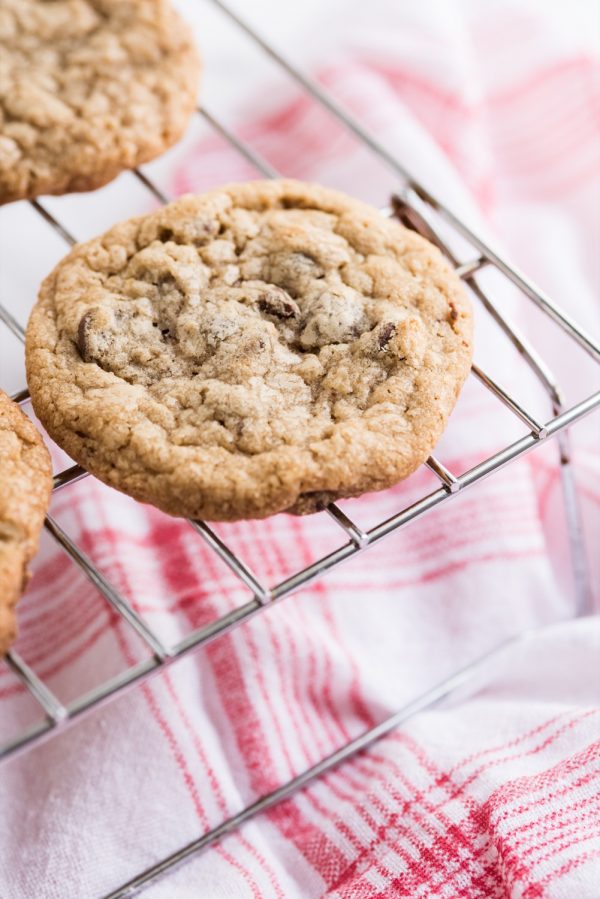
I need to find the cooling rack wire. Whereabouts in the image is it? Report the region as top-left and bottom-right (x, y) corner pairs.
(1, 1), (599, 896)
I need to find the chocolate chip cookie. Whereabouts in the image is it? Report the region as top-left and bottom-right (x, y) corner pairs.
(26, 179), (473, 521)
(0, 391), (52, 655)
(0, 0), (201, 204)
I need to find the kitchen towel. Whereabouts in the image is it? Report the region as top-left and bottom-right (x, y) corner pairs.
(0, 1), (598, 897)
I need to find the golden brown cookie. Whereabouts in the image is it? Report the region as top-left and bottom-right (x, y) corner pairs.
(26, 179), (473, 521)
(0, 391), (52, 655)
(0, 0), (201, 204)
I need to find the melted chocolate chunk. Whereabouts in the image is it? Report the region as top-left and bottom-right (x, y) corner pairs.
(378, 322), (396, 350)
(77, 310), (95, 362)
(257, 287), (300, 320)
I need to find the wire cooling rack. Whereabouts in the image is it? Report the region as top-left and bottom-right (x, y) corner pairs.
(1, 1), (600, 895)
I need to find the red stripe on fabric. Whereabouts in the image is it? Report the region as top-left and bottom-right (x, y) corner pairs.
(322, 761), (497, 899)
(111, 486), (544, 612)
(288, 516), (352, 747)
(156, 512), (324, 776)
(285, 603), (334, 761)
(301, 702), (505, 894)
(488, 76), (600, 143)
(146, 520), (296, 897)
(512, 794), (600, 865)
(15, 587), (105, 663)
(447, 711), (571, 776)
(144, 684), (210, 827)
(299, 783), (395, 885)
(492, 761), (600, 835)
(12, 496), (144, 668)
(0, 614), (116, 700)
(386, 713), (596, 826)
(349, 501), (543, 549)
(165, 528), (352, 884)
(118, 649), (264, 898)
(95, 505), (266, 898)
(356, 54), (598, 117)
(286, 518), (374, 732)
(218, 55), (600, 211)
(321, 57), (599, 202)
(153, 524), (287, 899)
(260, 518), (337, 763)
(161, 671), (228, 817)
(160, 670), (286, 899)
(159, 519), (346, 880)
(531, 455), (600, 506)
(252, 517), (330, 763)
(305, 776), (408, 891)
(128, 540), (545, 619)
(216, 620), (298, 779)
(475, 732), (600, 814)
(491, 83), (600, 144)
(345, 494), (539, 541)
(266, 795), (348, 888)
(536, 469), (559, 520)
(18, 551), (77, 617)
(18, 566), (95, 630)
(532, 847), (600, 893)
(465, 747), (600, 892)
(347, 749), (502, 894)
(328, 546), (546, 592)
(482, 779), (600, 889)
(492, 55), (598, 109)
(252, 94), (356, 168)
(346, 61), (474, 117)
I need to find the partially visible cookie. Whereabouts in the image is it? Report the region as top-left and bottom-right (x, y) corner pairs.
(0, 0), (201, 204)
(0, 391), (52, 655)
(26, 179), (473, 521)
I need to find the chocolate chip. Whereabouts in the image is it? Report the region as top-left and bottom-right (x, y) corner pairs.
(257, 287), (300, 320)
(378, 322), (396, 350)
(294, 491), (330, 512)
(448, 302), (458, 323)
(77, 311), (94, 362)
(157, 273), (177, 290)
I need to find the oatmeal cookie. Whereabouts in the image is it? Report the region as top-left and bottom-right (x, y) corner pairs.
(0, 0), (200, 204)
(0, 391), (52, 655)
(26, 179), (473, 520)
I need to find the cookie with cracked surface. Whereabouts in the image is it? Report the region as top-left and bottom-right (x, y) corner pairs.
(0, 0), (200, 204)
(26, 179), (473, 521)
(0, 391), (52, 655)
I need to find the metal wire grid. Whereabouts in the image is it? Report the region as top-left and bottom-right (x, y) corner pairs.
(0, 1), (598, 894)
